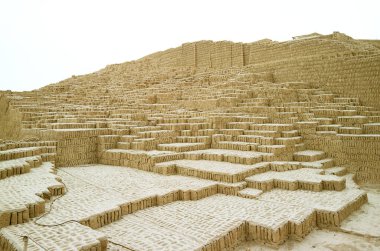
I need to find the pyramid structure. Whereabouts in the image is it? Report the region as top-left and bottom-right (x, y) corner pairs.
(0, 32), (379, 250)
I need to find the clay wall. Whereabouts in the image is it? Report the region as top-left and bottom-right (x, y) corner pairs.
(39, 129), (110, 167)
(248, 54), (380, 109)
(305, 134), (380, 184)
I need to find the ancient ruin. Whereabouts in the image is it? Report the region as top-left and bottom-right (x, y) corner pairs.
(1, 32), (380, 250)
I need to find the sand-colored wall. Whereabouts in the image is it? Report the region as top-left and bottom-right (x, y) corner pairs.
(37, 129), (110, 167)
(146, 41), (246, 68)
(144, 37), (380, 109)
(0, 94), (21, 140)
(248, 54), (380, 109)
(248, 38), (375, 64)
(305, 133), (380, 184)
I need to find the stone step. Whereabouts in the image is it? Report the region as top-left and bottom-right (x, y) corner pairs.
(176, 136), (211, 144)
(312, 109), (358, 118)
(46, 122), (97, 129)
(244, 130), (281, 138)
(335, 116), (369, 126)
(226, 122), (253, 130)
(237, 135), (275, 145)
(0, 147), (44, 161)
(0, 156), (42, 180)
(245, 168), (346, 192)
(311, 94), (336, 103)
(333, 97), (360, 104)
(231, 116), (269, 123)
(130, 138), (158, 150)
(312, 118), (334, 125)
(100, 149), (183, 171)
(180, 129), (218, 137)
(157, 123), (212, 131)
(257, 145), (288, 155)
(219, 129), (244, 136)
(271, 117), (299, 124)
(325, 167), (348, 176)
(119, 135), (139, 142)
(367, 115), (380, 122)
(130, 126), (162, 134)
(238, 101), (269, 107)
(238, 188), (263, 199)
(158, 143), (207, 152)
(0, 141), (57, 151)
(41, 153), (56, 162)
(271, 112), (298, 119)
(137, 129), (178, 139)
(317, 124), (342, 132)
(240, 97), (270, 103)
(0, 221), (107, 250)
(216, 181), (247, 196)
(281, 130), (300, 137)
(363, 123), (380, 134)
(229, 117), (268, 127)
(250, 123), (294, 132)
(338, 127), (363, 134)
(0, 162), (64, 228)
(155, 160), (269, 183)
(294, 150), (326, 162)
(117, 142), (131, 150)
(301, 158), (335, 169)
(213, 141), (259, 151)
(184, 149), (274, 165)
(230, 106), (277, 114)
(269, 161), (303, 172)
(275, 137), (303, 146)
(295, 143), (306, 151)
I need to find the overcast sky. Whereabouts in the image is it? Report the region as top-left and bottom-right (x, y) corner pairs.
(0, 0), (379, 91)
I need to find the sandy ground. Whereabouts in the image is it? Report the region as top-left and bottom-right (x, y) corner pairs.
(236, 230), (380, 251)
(236, 184), (380, 251)
(340, 184), (380, 237)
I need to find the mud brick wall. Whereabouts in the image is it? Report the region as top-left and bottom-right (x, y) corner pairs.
(97, 135), (120, 160)
(248, 38), (364, 64)
(276, 55), (380, 109)
(304, 133), (380, 183)
(0, 93), (22, 139)
(146, 38), (380, 109)
(249, 55), (380, 109)
(195, 41), (212, 68)
(40, 129), (110, 167)
(157, 47), (182, 67)
(181, 42), (196, 67)
(151, 41), (247, 68)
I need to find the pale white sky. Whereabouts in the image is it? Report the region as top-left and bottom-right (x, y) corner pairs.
(0, 0), (379, 91)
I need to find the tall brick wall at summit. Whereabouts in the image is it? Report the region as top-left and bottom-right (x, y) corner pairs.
(143, 37), (380, 109)
(247, 38), (372, 64)
(145, 41), (246, 68)
(248, 54), (380, 109)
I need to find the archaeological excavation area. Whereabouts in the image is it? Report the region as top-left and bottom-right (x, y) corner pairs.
(1, 32), (380, 250)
